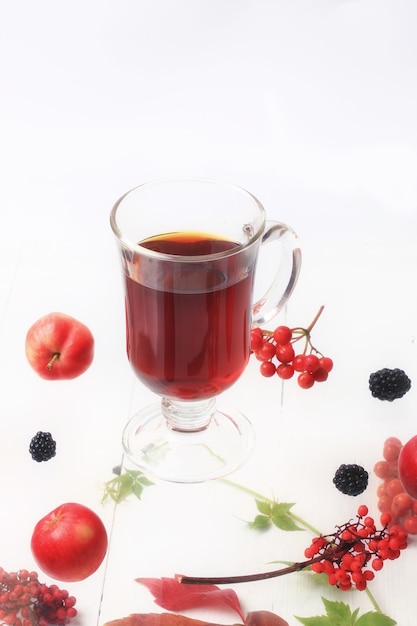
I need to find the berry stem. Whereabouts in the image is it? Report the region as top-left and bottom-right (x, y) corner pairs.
(178, 558), (384, 616)
(178, 551), (338, 585)
(288, 305), (325, 355)
(365, 587), (383, 613)
(306, 305), (325, 333)
(221, 478), (322, 536)
(26, 606), (39, 626)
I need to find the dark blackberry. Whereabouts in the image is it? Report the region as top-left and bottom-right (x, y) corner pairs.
(29, 431), (56, 462)
(333, 463), (368, 496)
(369, 368), (411, 401)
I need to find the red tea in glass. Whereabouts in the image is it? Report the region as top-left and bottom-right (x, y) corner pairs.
(125, 231), (254, 400)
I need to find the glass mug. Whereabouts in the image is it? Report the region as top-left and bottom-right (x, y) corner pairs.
(110, 178), (301, 483)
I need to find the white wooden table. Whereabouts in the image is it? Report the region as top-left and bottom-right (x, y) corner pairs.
(1, 2), (416, 625)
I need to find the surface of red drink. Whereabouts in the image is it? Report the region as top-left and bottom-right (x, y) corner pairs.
(124, 232), (254, 399)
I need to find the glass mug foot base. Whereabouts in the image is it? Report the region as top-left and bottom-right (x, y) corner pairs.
(122, 402), (255, 483)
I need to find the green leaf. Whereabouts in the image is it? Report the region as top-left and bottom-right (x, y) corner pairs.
(295, 598), (397, 626)
(294, 616), (332, 625)
(118, 478), (137, 501)
(307, 571), (332, 588)
(271, 502), (296, 515)
(131, 482), (147, 499)
(255, 499), (273, 516)
(271, 503), (303, 531)
(138, 474), (155, 486)
(321, 597), (352, 624)
(272, 514), (303, 531)
(102, 469), (154, 504)
(355, 613), (396, 626)
(248, 514), (271, 530)
(248, 500), (304, 532)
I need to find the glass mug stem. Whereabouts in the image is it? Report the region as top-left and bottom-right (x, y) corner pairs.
(161, 398), (215, 432)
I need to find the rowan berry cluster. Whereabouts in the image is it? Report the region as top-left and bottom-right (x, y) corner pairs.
(250, 306), (333, 389)
(304, 504), (407, 591)
(0, 568), (77, 626)
(374, 437), (417, 535)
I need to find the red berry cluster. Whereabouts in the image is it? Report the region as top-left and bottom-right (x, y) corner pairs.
(374, 437), (417, 535)
(0, 568), (77, 626)
(304, 504), (407, 591)
(250, 306), (333, 389)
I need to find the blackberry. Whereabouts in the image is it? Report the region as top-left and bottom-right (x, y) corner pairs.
(369, 367), (411, 401)
(333, 463), (368, 496)
(29, 431), (56, 462)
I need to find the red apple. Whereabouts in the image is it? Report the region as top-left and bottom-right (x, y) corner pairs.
(25, 312), (94, 380)
(398, 435), (417, 499)
(31, 502), (108, 582)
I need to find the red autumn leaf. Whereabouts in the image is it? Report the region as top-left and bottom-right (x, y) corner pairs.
(245, 611), (289, 626)
(102, 613), (230, 626)
(136, 577), (245, 621)
(102, 610), (288, 626)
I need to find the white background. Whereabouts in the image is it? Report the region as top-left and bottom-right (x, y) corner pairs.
(1, 2), (417, 626)
(1, 0), (416, 242)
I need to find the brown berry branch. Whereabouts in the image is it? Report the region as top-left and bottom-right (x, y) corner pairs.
(177, 548), (344, 585)
(178, 505), (407, 595)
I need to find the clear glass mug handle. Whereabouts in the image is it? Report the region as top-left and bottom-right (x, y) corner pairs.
(252, 221), (302, 326)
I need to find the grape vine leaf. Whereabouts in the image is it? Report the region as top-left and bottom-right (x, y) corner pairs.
(249, 500), (303, 531)
(136, 577), (245, 620)
(294, 597), (396, 626)
(102, 469), (154, 504)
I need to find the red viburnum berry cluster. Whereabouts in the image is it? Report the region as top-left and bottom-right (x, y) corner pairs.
(374, 436), (417, 535)
(0, 568), (77, 626)
(250, 306), (333, 389)
(304, 504), (407, 591)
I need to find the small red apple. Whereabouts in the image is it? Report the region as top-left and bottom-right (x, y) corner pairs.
(25, 312), (94, 380)
(398, 435), (417, 499)
(31, 502), (108, 582)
